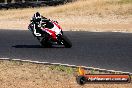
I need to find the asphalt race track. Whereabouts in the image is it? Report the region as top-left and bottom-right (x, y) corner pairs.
(0, 29), (132, 73)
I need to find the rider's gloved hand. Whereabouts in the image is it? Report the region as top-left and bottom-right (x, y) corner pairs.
(54, 21), (58, 24)
(38, 24), (41, 28)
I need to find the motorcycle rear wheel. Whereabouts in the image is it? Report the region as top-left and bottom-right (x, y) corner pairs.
(40, 38), (52, 48)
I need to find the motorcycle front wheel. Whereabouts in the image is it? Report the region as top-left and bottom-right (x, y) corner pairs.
(61, 35), (72, 48)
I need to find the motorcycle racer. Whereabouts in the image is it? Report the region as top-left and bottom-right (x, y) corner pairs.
(30, 12), (60, 41)
(28, 12), (72, 48)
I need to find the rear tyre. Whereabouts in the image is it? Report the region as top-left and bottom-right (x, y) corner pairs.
(40, 38), (52, 48)
(61, 35), (72, 48)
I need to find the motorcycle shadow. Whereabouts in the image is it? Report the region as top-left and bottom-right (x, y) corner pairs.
(12, 45), (65, 48)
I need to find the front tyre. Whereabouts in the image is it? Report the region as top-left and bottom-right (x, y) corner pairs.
(61, 35), (72, 48)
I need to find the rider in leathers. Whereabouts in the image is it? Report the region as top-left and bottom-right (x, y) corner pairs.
(30, 12), (59, 41)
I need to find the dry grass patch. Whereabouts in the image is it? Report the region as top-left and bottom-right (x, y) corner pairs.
(45, 0), (132, 16)
(0, 0), (132, 31)
(0, 60), (132, 88)
(0, 0), (131, 19)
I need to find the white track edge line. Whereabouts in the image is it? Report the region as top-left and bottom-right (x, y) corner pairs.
(0, 58), (132, 75)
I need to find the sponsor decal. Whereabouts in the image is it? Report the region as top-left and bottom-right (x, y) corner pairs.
(76, 67), (131, 85)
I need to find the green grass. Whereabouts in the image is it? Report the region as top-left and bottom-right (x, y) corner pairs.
(49, 65), (76, 74)
(106, 0), (132, 4)
(119, 0), (132, 4)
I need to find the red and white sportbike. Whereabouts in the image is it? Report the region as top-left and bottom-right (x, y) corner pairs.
(28, 19), (72, 48)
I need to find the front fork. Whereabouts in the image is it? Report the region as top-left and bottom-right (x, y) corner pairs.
(56, 34), (63, 45)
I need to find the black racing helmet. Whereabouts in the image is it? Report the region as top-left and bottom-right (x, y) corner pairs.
(33, 12), (41, 23)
